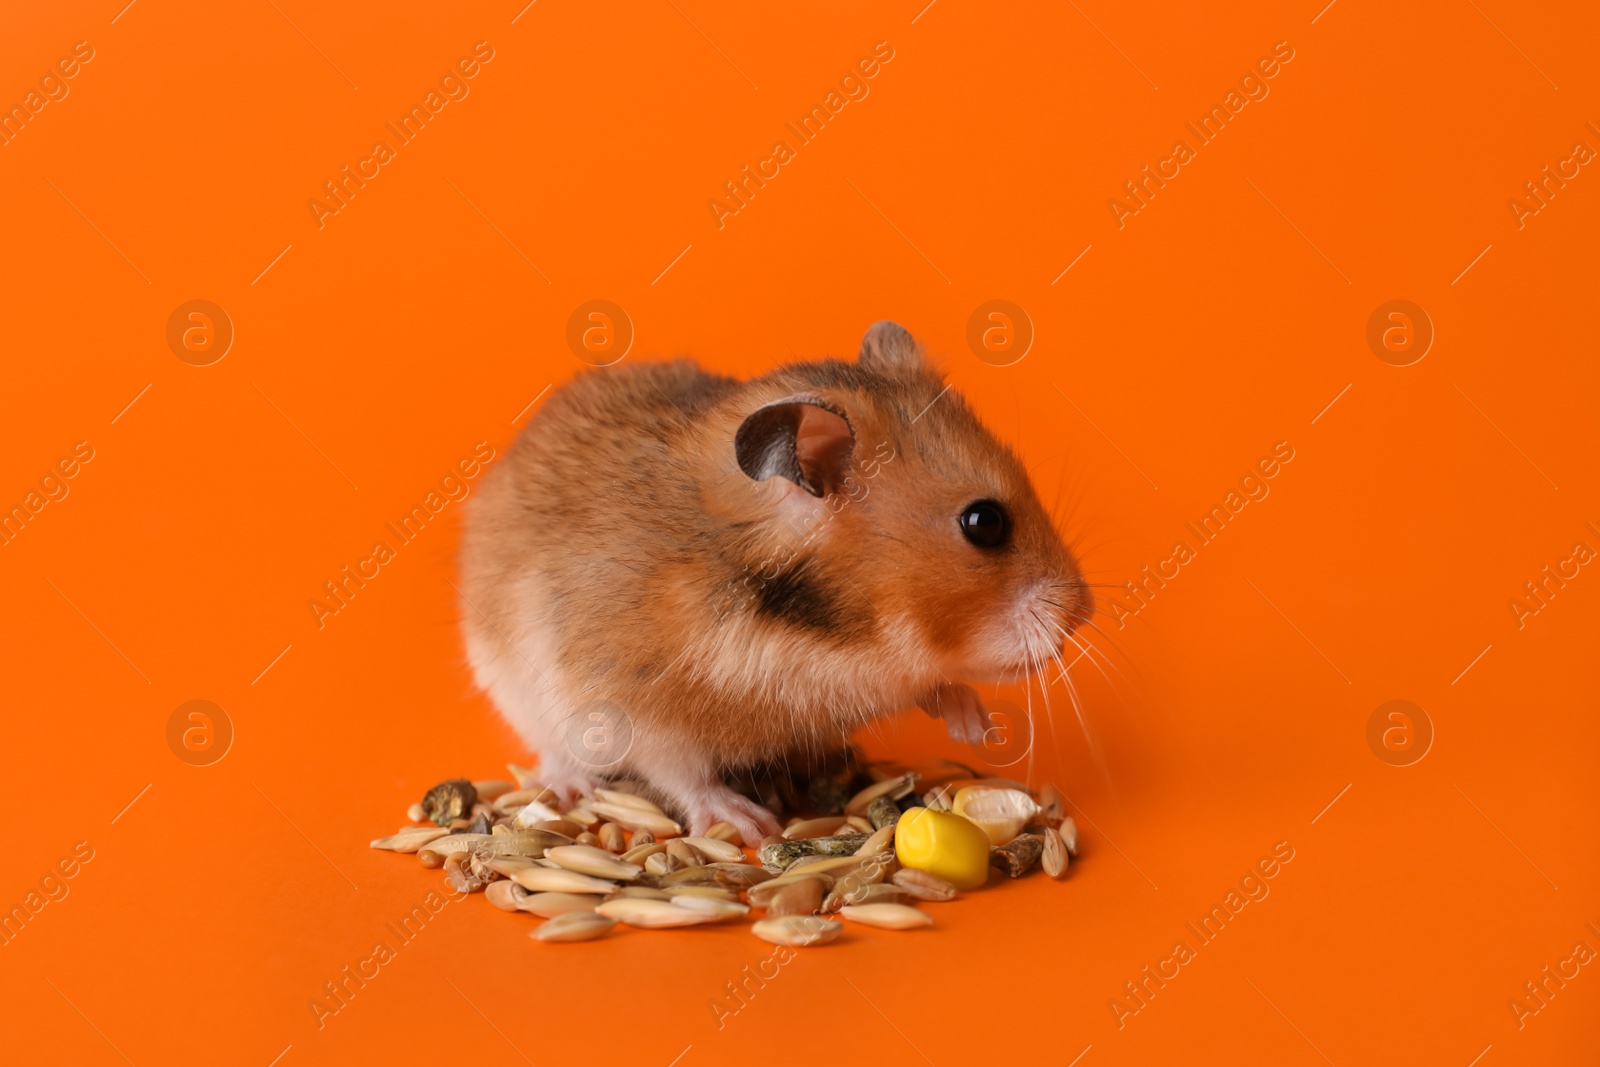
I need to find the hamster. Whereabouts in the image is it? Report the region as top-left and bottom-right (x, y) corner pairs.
(458, 321), (1089, 841)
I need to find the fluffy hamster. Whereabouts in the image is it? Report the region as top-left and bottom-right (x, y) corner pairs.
(459, 321), (1089, 840)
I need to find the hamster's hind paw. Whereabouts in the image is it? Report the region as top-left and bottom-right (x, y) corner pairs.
(681, 784), (781, 843)
(918, 682), (994, 747)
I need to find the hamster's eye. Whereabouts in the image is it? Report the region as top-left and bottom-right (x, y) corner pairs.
(959, 500), (1010, 549)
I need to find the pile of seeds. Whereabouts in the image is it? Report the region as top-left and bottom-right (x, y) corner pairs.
(371, 763), (1078, 946)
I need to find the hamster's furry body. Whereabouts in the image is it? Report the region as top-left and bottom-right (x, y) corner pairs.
(459, 322), (1087, 840)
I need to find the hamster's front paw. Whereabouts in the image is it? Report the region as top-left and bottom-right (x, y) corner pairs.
(679, 783), (781, 844)
(918, 682), (994, 747)
(535, 755), (599, 806)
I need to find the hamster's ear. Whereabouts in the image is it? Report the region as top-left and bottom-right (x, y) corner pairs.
(858, 320), (924, 376)
(735, 399), (855, 498)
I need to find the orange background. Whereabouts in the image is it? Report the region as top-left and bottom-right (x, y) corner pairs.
(2, 1), (1597, 1064)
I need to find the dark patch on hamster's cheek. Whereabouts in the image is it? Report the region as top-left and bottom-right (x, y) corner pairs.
(756, 558), (863, 636)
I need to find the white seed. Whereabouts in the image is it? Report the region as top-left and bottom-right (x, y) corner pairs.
(891, 869), (958, 902)
(669, 896), (750, 921)
(495, 787), (559, 814)
(1042, 827), (1069, 879)
(1059, 816), (1079, 856)
(594, 787), (663, 813)
(611, 886), (672, 900)
(435, 830), (568, 857)
(669, 840), (704, 868)
(485, 855), (537, 879)
(748, 873), (832, 908)
(592, 803), (681, 836)
(472, 780), (515, 802)
(595, 898), (720, 928)
(783, 816), (848, 839)
(1039, 783), (1065, 824)
(838, 903), (932, 930)
(533, 912), (617, 942)
(510, 867), (618, 895)
(706, 821), (743, 845)
(662, 886), (740, 901)
(546, 844), (643, 881)
(845, 773), (919, 816)
(519, 892), (604, 917)
(406, 803), (426, 822)
(842, 884), (911, 907)
(786, 854), (873, 878)
(824, 861), (893, 911)
(752, 916), (843, 947)
(485, 880), (530, 912)
(622, 841), (667, 865)
(857, 824), (896, 856)
(511, 798), (564, 828)
(598, 822), (627, 853)
(645, 852), (681, 876)
(697, 862), (772, 887)
(369, 827), (449, 853)
(564, 807), (602, 830)
(506, 763), (540, 790)
(681, 836), (744, 863)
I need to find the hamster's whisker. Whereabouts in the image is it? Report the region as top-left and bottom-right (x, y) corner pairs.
(1050, 635), (1106, 786)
